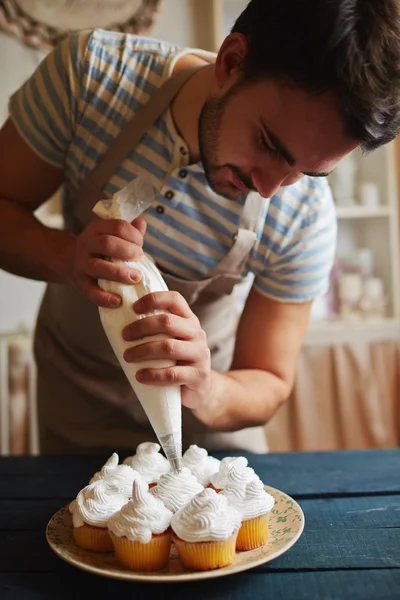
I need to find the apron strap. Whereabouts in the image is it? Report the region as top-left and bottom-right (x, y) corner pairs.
(73, 65), (202, 206)
(239, 191), (268, 233)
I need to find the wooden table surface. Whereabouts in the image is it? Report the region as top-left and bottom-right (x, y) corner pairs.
(1, 449), (399, 599)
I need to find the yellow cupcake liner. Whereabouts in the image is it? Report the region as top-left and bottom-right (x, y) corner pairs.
(236, 514), (269, 551)
(110, 530), (172, 571)
(73, 523), (114, 552)
(173, 532), (238, 571)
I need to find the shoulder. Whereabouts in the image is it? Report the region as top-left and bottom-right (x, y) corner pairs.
(77, 30), (183, 116)
(268, 176), (335, 244)
(271, 176), (334, 222)
(253, 177), (337, 302)
(88, 29), (179, 56)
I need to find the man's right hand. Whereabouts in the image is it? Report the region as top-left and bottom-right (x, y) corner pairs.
(71, 216), (147, 308)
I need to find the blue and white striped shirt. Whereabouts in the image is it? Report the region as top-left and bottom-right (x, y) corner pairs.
(9, 29), (337, 302)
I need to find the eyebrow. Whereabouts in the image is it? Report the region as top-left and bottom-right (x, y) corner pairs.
(262, 122), (332, 178)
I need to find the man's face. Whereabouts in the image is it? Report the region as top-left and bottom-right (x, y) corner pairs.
(198, 77), (358, 200)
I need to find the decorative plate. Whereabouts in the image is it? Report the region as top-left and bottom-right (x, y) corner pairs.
(46, 485), (304, 582)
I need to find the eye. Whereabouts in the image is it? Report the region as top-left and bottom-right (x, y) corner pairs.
(259, 134), (280, 157)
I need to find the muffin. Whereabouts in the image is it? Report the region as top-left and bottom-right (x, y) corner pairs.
(90, 452), (141, 497)
(123, 442), (171, 488)
(222, 477), (275, 550)
(182, 445), (221, 486)
(209, 456), (258, 492)
(171, 488), (242, 570)
(69, 479), (129, 551)
(150, 467), (204, 513)
(108, 478), (173, 571)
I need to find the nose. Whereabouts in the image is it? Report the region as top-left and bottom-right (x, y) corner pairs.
(252, 166), (301, 198)
(251, 167), (288, 198)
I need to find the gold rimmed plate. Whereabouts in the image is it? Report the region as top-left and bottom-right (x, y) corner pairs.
(46, 485), (304, 582)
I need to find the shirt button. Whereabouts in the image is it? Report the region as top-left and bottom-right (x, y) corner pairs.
(179, 146), (187, 156)
(179, 169), (187, 179)
(165, 190), (174, 200)
(156, 205), (164, 214)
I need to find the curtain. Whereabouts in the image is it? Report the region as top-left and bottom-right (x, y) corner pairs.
(265, 338), (400, 452)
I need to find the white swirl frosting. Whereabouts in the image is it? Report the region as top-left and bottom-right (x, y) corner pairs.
(108, 478), (173, 544)
(70, 479), (129, 528)
(182, 445), (221, 486)
(209, 456), (257, 490)
(89, 452), (141, 496)
(123, 442), (171, 484)
(171, 488), (242, 542)
(150, 467), (204, 513)
(222, 478), (275, 520)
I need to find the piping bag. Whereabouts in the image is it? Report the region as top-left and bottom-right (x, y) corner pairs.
(93, 178), (182, 472)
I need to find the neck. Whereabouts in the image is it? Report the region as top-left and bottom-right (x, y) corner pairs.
(170, 58), (214, 164)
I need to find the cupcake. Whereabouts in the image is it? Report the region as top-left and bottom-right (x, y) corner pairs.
(90, 452), (141, 497)
(209, 456), (258, 492)
(70, 479), (129, 551)
(182, 445), (221, 486)
(222, 478), (275, 550)
(108, 478), (173, 571)
(123, 442), (171, 487)
(150, 467), (204, 513)
(171, 488), (242, 570)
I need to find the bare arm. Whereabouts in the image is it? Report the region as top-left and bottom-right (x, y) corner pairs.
(0, 119), (145, 305)
(197, 289), (311, 430)
(0, 118), (74, 282)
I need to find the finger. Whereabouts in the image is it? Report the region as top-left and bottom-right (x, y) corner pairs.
(81, 277), (122, 308)
(90, 234), (144, 261)
(133, 291), (193, 318)
(124, 339), (204, 364)
(94, 218), (144, 246)
(86, 257), (142, 284)
(122, 313), (198, 342)
(135, 365), (200, 386)
(131, 216), (147, 237)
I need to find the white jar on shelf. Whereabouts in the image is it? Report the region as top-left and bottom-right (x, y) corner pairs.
(329, 153), (358, 207)
(338, 273), (363, 319)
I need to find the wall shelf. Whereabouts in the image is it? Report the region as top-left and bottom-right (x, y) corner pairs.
(305, 317), (400, 346)
(335, 205), (392, 219)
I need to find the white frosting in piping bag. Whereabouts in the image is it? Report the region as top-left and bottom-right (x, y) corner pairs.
(123, 442), (171, 484)
(69, 479), (129, 528)
(89, 452), (141, 496)
(171, 488), (242, 543)
(150, 467), (204, 513)
(182, 444), (221, 486)
(93, 179), (182, 472)
(108, 478), (172, 544)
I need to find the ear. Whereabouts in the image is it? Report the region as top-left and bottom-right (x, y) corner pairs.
(214, 33), (249, 90)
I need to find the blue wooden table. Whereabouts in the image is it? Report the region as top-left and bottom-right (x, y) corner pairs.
(1, 449), (399, 599)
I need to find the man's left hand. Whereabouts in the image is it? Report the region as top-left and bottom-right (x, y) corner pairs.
(122, 291), (213, 409)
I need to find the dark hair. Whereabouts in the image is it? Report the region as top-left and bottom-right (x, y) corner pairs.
(232, 0), (400, 151)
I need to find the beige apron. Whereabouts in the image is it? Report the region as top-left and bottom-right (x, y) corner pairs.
(35, 66), (268, 454)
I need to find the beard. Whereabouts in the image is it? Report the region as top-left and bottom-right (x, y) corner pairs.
(198, 89), (254, 201)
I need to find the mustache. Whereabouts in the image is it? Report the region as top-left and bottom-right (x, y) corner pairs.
(226, 165), (256, 192)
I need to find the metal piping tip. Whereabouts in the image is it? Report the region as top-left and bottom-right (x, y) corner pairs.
(169, 456), (183, 473)
(158, 433), (182, 473)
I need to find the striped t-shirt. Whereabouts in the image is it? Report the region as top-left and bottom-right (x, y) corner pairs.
(9, 29), (337, 303)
